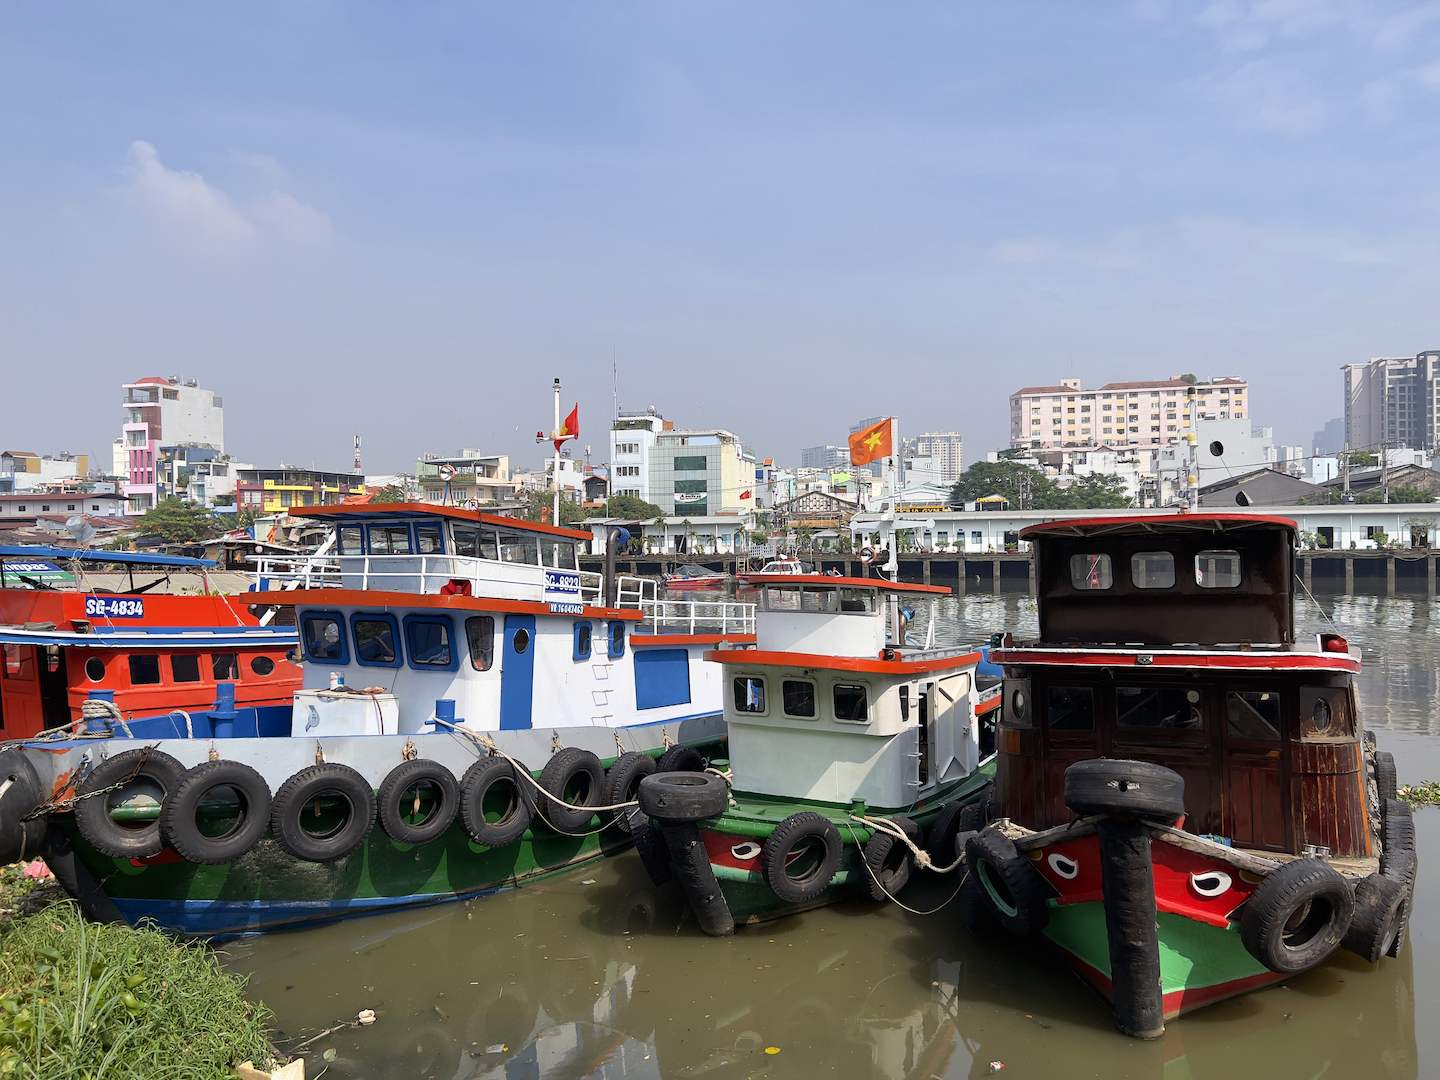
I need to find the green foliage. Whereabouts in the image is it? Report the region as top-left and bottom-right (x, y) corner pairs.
(0, 902), (276, 1079)
(369, 484), (409, 504)
(1399, 780), (1440, 806)
(595, 494), (665, 520)
(1354, 485), (1435, 505)
(948, 462), (1133, 510)
(1344, 451), (1379, 467)
(517, 489), (585, 525)
(135, 499), (223, 543)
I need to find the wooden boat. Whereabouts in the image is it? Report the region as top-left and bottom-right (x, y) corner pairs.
(0, 545), (299, 740)
(0, 507), (756, 937)
(633, 573), (1001, 934)
(967, 512), (1414, 1037)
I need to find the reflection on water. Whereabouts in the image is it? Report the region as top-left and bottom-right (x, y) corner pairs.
(224, 595), (1440, 1079)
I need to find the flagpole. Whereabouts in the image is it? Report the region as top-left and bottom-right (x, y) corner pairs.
(552, 377), (562, 526)
(885, 415), (901, 645)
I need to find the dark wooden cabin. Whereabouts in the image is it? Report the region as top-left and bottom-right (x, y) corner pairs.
(993, 514), (1371, 860)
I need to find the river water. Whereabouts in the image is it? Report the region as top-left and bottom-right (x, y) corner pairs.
(222, 592), (1437, 1079)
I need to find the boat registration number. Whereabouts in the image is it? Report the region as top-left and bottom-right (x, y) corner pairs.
(84, 596), (146, 619)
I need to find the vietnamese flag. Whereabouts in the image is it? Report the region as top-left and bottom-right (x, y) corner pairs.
(553, 404), (579, 452)
(848, 417), (894, 467)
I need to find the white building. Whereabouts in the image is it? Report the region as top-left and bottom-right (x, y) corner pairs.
(0, 451), (90, 493)
(1343, 351), (1440, 452)
(120, 377), (225, 512)
(913, 432), (965, 484)
(584, 515), (753, 556)
(1010, 375), (1248, 453)
(610, 407), (670, 505)
(185, 458), (251, 508)
(650, 428), (752, 516)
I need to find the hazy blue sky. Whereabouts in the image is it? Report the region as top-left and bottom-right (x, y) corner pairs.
(2, 2), (1438, 473)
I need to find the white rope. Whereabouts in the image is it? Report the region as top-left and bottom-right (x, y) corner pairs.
(845, 820), (970, 916)
(849, 812), (967, 874)
(80, 699), (133, 738)
(168, 709), (194, 739)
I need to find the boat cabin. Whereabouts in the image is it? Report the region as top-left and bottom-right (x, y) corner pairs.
(249, 504), (754, 738)
(706, 575), (991, 812)
(0, 546), (298, 740)
(992, 514), (1370, 858)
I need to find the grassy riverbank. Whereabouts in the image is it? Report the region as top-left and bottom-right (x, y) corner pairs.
(0, 899), (279, 1080)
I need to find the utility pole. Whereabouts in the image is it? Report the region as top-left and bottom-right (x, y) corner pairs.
(1185, 390), (1199, 511)
(1342, 443), (1351, 503)
(1381, 438), (1390, 504)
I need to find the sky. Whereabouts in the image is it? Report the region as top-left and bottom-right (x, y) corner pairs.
(2, 2), (1439, 474)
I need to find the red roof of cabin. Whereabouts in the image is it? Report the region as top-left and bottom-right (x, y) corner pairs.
(285, 502), (592, 540)
(1019, 512), (1297, 540)
(740, 574), (950, 595)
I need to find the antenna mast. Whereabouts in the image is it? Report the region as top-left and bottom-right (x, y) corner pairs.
(352, 434), (363, 475)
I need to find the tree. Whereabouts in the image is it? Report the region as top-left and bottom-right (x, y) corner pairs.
(594, 494), (665, 520)
(1046, 474), (1133, 510)
(948, 461), (1133, 511)
(1355, 485), (1435, 505)
(370, 484), (409, 504)
(137, 498), (225, 543)
(518, 489), (585, 525)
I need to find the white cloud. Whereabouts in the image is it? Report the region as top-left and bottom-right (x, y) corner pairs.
(1209, 60), (1327, 131)
(123, 140), (331, 252)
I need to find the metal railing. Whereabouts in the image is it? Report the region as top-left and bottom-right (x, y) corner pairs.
(638, 598), (756, 636)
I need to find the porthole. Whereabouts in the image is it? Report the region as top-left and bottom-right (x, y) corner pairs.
(1312, 698), (1333, 734)
(84, 657), (106, 682)
(1011, 688), (1027, 719)
(250, 656), (276, 676)
(513, 627), (530, 654)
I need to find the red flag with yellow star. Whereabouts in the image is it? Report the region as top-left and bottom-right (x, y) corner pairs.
(848, 417), (894, 467)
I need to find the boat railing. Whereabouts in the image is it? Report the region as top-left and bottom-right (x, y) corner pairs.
(251, 552), (560, 599)
(638, 597), (756, 637)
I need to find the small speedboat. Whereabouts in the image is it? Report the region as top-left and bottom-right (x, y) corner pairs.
(662, 563), (727, 590)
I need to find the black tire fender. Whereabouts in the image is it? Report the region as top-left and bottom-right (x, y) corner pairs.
(74, 748), (186, 859)
(1373, 751), (1398, 804)
(633, 818), (672, 887)
(862, 816), (922, 902)
(376, 759), (459, 845)
(924, 802), (966, 864)
(657, 819), (734, 936)
(605, 752), (656, 835)
(271, 763), (376, 863)
(1239, 857), (1355, 974)
(159, 760), (272, 865)
(0, 755), (47, 865)
(536, 748), (605, 832)
(1063, 759), (1185, 822)
(459, 756), (533, 847)
(1343, 873), (1408, 964)
(964, 827), (1051, 937)
(759, 812), (842, 905)
(1381, 797), (1416, 888)
(655, 745), (705, 773)
(637, 772), (729, 823)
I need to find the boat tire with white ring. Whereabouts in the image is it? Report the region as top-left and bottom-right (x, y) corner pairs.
(0, 756), (47, 865)
(1063, 759), (1185, 823)
(1239, 857), (1354, 975)
(605, 752), (656, 835)
(271, 764), (377, 863)
(964, 827), (1051, 937)
(537, 748), (605, 832)
(760, 812), (842, 905)
(1343, 873), (1408, 963)
(637, 772), (729, 823)
(160, 760), (272, 865)
(459, 757), (533, 848)
(655, 745), (705, 774)
(862, 816), (922, 902)
(377, 759), (459, 845)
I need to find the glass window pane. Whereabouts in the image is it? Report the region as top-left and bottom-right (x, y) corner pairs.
(834, 684), (868, 722)
(453, 526), (479, 558)
(499, 532), (540, 564)
(734, 676), (766, 713)
(338, 526), (364, 555)
(466, 616), (494, 671)
(782, 680), (816, 717)
(479, 529), (499, 561)
(128, 653), (161, 685)
(556, 543), (578, 570)
(354, 619), (397, 664)
(1226, 690), (1281, 739)
(407, 620), (453, 666)
(1299, 686), (1352, 738)
(303, 616), (344, 661)
(765, 587), (801, 611)
(1069, 553), (1113, 590)
(171, 654), (201, 683)
(800, 589), (837, 613)
(1047, 686), (1095, 731)
(416, 525), (444, 554)
(212, 653), (238, 680)
(1131, 551), (1175, 589)
(1117, 686), (1203, 730)
(839, 588), (874, 613)
(1196, 550), (1242, 589)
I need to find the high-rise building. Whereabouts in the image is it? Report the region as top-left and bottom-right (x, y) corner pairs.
(1342, 351), (1440, 452)
(119, 377), (225, 512)
(650, 428), (751, 516)
(610, 407), (672, 505)
(1009, 375), (1248, 452)
(799, 445), (848, 470)
(913, 432), (965, 484)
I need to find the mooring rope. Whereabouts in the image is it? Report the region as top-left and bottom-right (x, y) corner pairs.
(844, 819), (970, 916)
(79, 698), (133, 738)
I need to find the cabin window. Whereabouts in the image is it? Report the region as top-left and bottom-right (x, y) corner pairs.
(128, 654), (161, 685)
(466, 616), (495, 671)
(170, 654), (201, 683)
(352, 614), (401, 668)
(734, 676), (766, 713)
(301, 613), (348, 664)
(83, 656), (106, 682)
(454, 526), (499, 561)
(1196, 550), (1242, 589)
(539, 538), (566, 567)
(1069, 553), (1113, 590)
(1299, 686), (1352, 738)
(415, 524), (445, 554)
(608, 621), (626, 659)
(1130, 551), (1175, 589)
(499, 532), (540, 565)
(833, 684), (869, 723)
(1227, 690), (1281, 740)
(899, 685), (910, 720)
(368, 525), (412, 555)
(404, 615), (458, 670)
(1047, 686), (1095, 731)
(1116, 686), (1202, 731)
(555, 543), (578, 570)
(800, 588), (838, 613)
(212, 653), (238, 681)
(251, 656), (276, 676)
(782, 680), (816, 718)
(763, 588), (801, 612)
(572, 621), (592, 662)
(2, 646), (32, 680)
(839, 589), (875, 614)
(338, 526), (364, 555)
(1007, 679), (1032, 728)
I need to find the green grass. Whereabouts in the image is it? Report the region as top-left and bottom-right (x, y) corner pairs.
(0, 902), (277, 1080)
(1399, 780), (1440, 807)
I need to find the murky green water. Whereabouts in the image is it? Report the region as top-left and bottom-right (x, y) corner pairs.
(222, 593), (1436, 1079)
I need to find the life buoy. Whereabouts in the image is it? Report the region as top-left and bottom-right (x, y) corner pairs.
(159, 760), (272, 865)
(377, 759), (459, 845)
(964, 827), (1051, 936)
(861, 816), (921, 902)
(637, 772), (728, 823)
(760, 812), (842, 904)
(604, 752), (656, 835)
(458, 757), (533, 847)
(536, 748), (605, 832)
(1343, 873), (1408, 963)
(1239, 857), (1354, 974)
(75, 748), (186, 859)
(271, 764), (377, 862)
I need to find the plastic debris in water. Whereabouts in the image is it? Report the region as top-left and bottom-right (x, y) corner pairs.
(764, 1047), (781, 1056)
(356, 1009), (377, 1025)
(988, 1062), (1005, 1073)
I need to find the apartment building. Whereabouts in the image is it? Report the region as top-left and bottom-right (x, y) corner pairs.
(0, 451), (89, 493)
(119, 377), (225, 512)
(913, 432), (965, 484)
(1343, 351), (1440, 452)
(651, 428), (752, 516)
(610, 407), (672, 504)
(1010, 376), (1248, 451)
(235, 467), (367, 512)
(416, 451), (516, 506)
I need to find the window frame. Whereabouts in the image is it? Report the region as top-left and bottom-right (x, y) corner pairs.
(337, 525), (364, 555)
(300, 610), (350, 665)
(367, 524), (413, 555)
(350, 612), (402, 669)
(733, 675), (767, 715)
(572, 620), (593, 662)
(249, 655), (276, 677)
(1045, 684), (1097, 733)
(127, 652), (162, 686)
(1195, 549), (1243, 589)
(833, 683), (869, 723)
(414, 522), (445, 555)
(170, 653), (202, 684)
(1225, 689), (1283, 741)
(403, 613), (459, 672)
(1130, 550), (1176, 590)
(608, 620), (626, 659)
(211, 653), (239, 681)
(781, 678), (817, 719)
(1068, 552), (1114, 591)
(465, 615), (495, 671)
